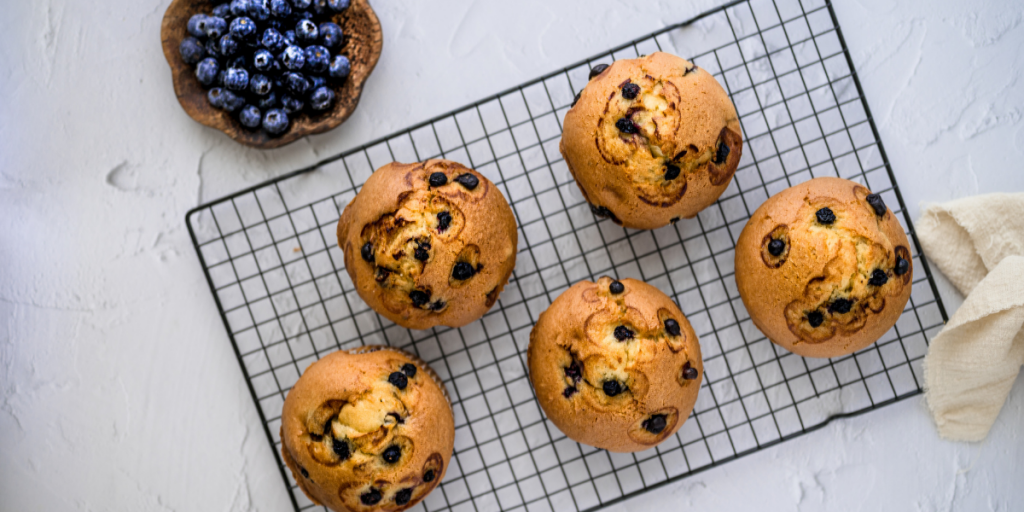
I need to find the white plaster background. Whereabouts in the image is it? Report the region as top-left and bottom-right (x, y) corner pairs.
(1, 0), (1022, 510)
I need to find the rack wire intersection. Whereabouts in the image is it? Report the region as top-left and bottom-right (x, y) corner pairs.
(187, 0), (949, 510)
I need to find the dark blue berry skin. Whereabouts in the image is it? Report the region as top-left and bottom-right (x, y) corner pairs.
(230, 0), (252, 16)
(311, 0), (329, 15)
(239, 104), (262, 128)
(295, 10), (314, 20)
(295, 19), (319, 43)
(309, 76), (327, 92)
(281, 95), (305, 113)
(179, 37), (206, 64)
(270, 0), (292, 17)
(228, 55), (247, 70)
(260, 28), (285, 53)
(212, 4), (231, 18)
(195, 58), (220, 85)
(204, 16), (228, 39)
(319, 22), (342, 48)
(248, 0), (271, 21)
(187, 14), (210, 38)
(220, 90), (246, 112)
(283, 30), (297, 45)
(216, 69), (228, 87)
(283, 72), (310, 95)
(281, 45), (305, 70)
(262, 108), (289, 134)
(257, 92), (279, 109)
(269, 58), (283, 75)
(205, 38), (221, 58)
(229, 16), (257, 40)
(225, 67), (250, 91)
(249, 74), (273, 95)
(327, 0), (350, 11)
(265, 18), (281, 30)
(329, 55), (350, 79)
(309, 86), (334, 110)
(291, 0), (313, 9)
(304, 45), (330, 73)
(207, 87), (227, 109)
(253, 49), (274, 71)
(219, 34), (239, 56)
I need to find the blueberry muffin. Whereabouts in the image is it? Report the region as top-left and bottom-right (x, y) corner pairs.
(734, 177), (913, 359)
(281, 346), (454, 512)
(527, 277), (702, 452)
(560, 52), (742, 230)
(337, 160), (518, 329)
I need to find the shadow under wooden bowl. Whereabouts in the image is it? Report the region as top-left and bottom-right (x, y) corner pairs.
(160, 0), (383, 149)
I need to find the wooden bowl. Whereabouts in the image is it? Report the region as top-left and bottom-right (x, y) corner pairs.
(160, 0), (383, 149)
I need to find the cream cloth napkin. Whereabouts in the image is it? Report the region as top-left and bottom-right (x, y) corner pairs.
(917, 192), (1024, 441)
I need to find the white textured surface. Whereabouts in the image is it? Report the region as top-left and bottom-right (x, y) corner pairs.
(2, 0), (1023, 510)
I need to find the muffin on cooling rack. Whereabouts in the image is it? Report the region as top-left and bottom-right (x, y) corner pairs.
(337, 159), (518, 330)
(560, 52), (742, 230)
(281, 346), (454, 512)
(528, 277), (702, 452)
(734, 177), (913, 359)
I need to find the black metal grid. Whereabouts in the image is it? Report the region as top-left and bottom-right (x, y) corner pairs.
(186, 0), (949, 510)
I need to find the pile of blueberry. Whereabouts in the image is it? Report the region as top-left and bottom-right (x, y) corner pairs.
(178, 0), (354, 136)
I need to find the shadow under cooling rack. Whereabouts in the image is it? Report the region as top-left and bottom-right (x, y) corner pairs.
(186, 0), (949, 511)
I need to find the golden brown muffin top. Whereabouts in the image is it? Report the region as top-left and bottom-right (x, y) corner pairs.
(337, 160), (518, 329)
(528, 277), (702, 452)
(559, 52), (742, 229)
(281, 347), (454, 512)
(735, 177), (913, 358)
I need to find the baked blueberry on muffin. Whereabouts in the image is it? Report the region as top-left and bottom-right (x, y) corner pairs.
(735, 177), (913, 358)
(560, 52), (742, 230)
(337, 160), (518, 330)
(281, 347), (454, 512)
(527, 277), (702, 452)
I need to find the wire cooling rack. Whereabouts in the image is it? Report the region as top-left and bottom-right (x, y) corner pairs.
(187, 0), (949, 510)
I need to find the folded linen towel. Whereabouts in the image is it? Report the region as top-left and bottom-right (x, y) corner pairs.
(917, 193), (1024, 441)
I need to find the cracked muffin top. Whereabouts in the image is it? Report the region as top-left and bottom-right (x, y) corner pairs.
(337, 159), (518, 330)
(527, 277), (702, 452)
(560, 52), (742, 230)
(735, 177), (913, 359)
(281, 347), (454, 512)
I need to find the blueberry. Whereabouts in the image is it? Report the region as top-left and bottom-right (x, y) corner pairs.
(281, 95), (305, 113)
(664, 318), (681, 336)
(714, 141), (731, 164)
(360, 488), (382, 506)
(311, 0), (329, 15)
(262, 108), (290, 134)
(219, 34), (239, 57)
(309, 86), (334, 110)
(299, 467), (309, 478)
(292, 0), (313, 8)
(768, 238), (785, 256)
(452, 262), (475, 280)
(329, 55), (351, 79)
(281, 45), (305, 70)
(261, 28), (286, 53)
(309, 75), (327, 91)
(265, 18), (281, 31)
(413, 242), (430, 261)
(327, 0), (350, 10)
(564, 361), (582, 382)
(615, 117), (638, 134)
(187, 14), (210, 38)
(621, 81), (640, 99)
(423, 469), (435, 482)
(609, 280), (624, 294)
(828, 298), (853, 314)
(401, 363), (417, 378)
(664, 164), (680, 180)
(563, 384), (577, 397)
(866, 193), (886, 216)
(815, 207), (836, 225)
(571, 91), (581, 107)
(382, 445), (401, 463)
(224, 67), (249, 91)
(229, 16), (256, 40)
(212, 4), (231, 18)
(248, 0), (271, 21)
(588, 63), (609, 80)
(807, 310), (824, 327)
(220, 90), (246, 112)
(283, 30), (297, 45)
(332, 437), (350, 459)
(216, 69), (227, 87)
(319, 22), (343, 48)
(642, 414), (667, 434)
(304, 45), (330, 73)
(270, 0), (292, 17)
(895, 257), (910, 276)
(249, 74), (272, 95)
(429, 300), (445, 311)
(868, 268), (888, 286)
(230, 0), (252, 17)
(283, 71), (310, 95)
(394, 489), (413, 506)
(428, 172), (447, 187)
(253, 48), (275, 70)
(388, 371), (408, 389)
(207, 87), (227, 108)
(204, 16), (228, 39)
(204, 38), (221, 58)
(682, 361), (699, 380)
(228, 55), (247, 70)
(295, 19), (319, 43)
(454, 173), (478, 190)
(436, 211), (452, 232)
(360, 242), (374, 262)
(257, 91), (279, 109)
(179, 37), (206, 64)
(295, 10), (314, 20)
(195, 57), (220, 85)
(613, 325), (634, 341)
(409, 290), (430, 308)
(603, 380), (623, 397)
(239, 104), (262, 128)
